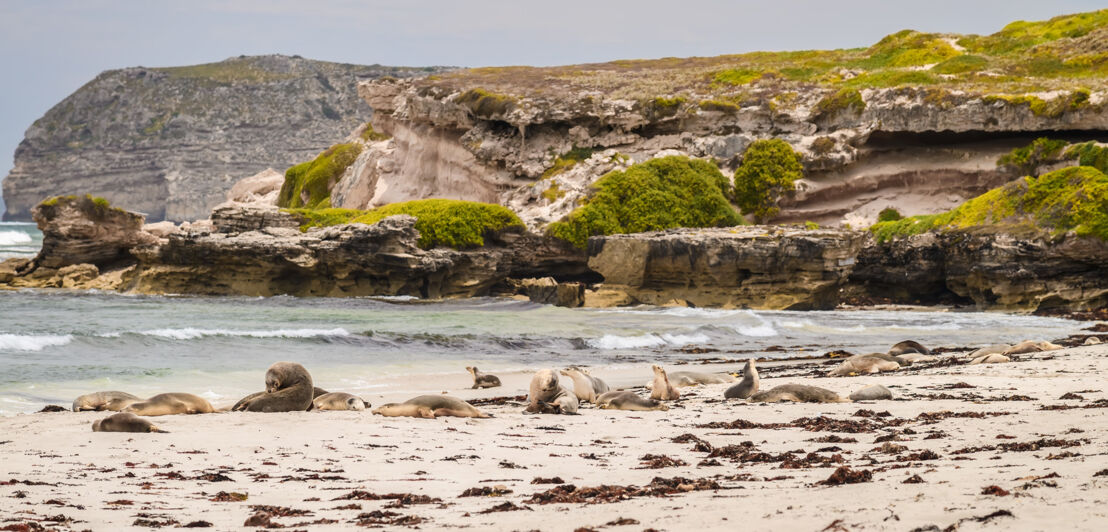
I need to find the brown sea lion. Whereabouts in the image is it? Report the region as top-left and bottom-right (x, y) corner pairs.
(750, 384), (850, 403)
(724, 359), (760, 399)
(232, 362), (314, 412)
(969, 353), (1011, 365)
(560, 367), (610, 403)
(72, 391), (141, 412)
(1002, 340), (1063, 356)
(828, 354), (901, 377)
(526, 369), (579, 414)
(123, 393), (215, 416)
(466, 366), (501, 389)
(596, 390), (668, 411)
(312, 392), (370, 411)
(888, 340), (930, 357)
(650, 365), (680, 401)
(372, 395), (489, 418)
(92, 412), (168, 433)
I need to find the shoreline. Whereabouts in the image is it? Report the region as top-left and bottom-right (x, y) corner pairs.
(2, 344), (1107, 530)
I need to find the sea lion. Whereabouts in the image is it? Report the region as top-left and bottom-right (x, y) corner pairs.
(560, 367), (610, 403)
(123, 393), (215, 416)
(1002, 340), (1063, 356)
(1085, 336), (1102, 345)
(92, 412), (168, 433)
(232, 362), (315, 412)
(896, 352), (937, 364)
(596, 391), (668, 411)
(650, 365), (680, 401)
(526, 369), (579, 414)
(465, 366), (501, 389)
(372, 395), (489, 418)
(969, 353), (1011, 365)
(849, 384), (894, 401)
(724, 359), (760, 399)
(888, 340), (930, 357)
(72, 391), (141, 412)
(644, 370), (736, 388)
(828, 354), (901, 377)
(312, 392), (370, 411)
(967, 344), (1008, 358)
(750, 384), (850, 403)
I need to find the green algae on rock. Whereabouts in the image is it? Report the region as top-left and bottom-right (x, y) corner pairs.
(277, 143), (363, 209)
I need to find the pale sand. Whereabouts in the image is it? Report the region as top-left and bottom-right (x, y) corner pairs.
(2, 345), (1107, 531)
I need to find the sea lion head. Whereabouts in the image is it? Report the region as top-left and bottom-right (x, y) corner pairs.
(347, 397), (367, 411)
(534, 369), (559, 392)
(465, 366), (477, 376)
(651, 365), (665, 376)
(559, 367), (580, 377)
(91, 418), (104, 431)
(265, 362), (309, 393)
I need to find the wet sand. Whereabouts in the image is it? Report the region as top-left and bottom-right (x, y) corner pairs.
(1, 344), (1106, 531)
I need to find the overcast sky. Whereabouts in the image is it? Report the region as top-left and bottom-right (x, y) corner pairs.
(1, 0), (1103, 213)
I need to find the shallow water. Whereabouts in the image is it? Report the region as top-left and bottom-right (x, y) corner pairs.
(0, 289), (1088, 414)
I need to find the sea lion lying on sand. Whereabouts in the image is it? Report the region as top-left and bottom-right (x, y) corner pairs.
(232, 362), (315, 412)
(828, 354), (901, 377)
(372, 395), (489, 418)
(123, 393), (215, 416)
(1002, 340), (1063, 356)
(969, 353), (1011, 365)
(596, 391), (668, 411)
(888, 340), (929, 357)
(466, 366), (501, 389)
(645, 370), (736, 388)
(561, 367), (610, 403)
(724, 359), (760, 399)
(849, 384), (894, 401)
(72, 391), (141, 412)
(92, 412), (168, 433)
(313, 392), (370, 411)
(526, 369), (579, 414)
(896, 352), (937, 364)
(650, 366), (680, 401)
(750, 384), (850, 403)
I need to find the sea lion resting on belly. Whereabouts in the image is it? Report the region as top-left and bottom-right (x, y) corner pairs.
(232, 362), (315, 412)
(92, 412), (169, 433)
(372, 395), (489, 418)
(313, 392), (370, 411)
(123, 393), (215, 416)
(749, 384), (850, 403)
(828, 354), (901, 377)
(596, 391), (668, 411)
(72, 391), (141, 412)
(525, 369), (579, 414)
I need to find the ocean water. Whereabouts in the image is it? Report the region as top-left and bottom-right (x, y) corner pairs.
(0, 289), (1088, 415)
(0, 222), (41, 260)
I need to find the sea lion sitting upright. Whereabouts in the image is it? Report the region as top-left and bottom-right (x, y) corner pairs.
(1001, 340), (1063, 356)
(465, 366), (501, 389)
(312, 392), (370, 411)
(650, 366), (680, 401)
(72, 391), (141, 412)
(750, 384), (850, 403)
(724, 359), (760, 399)
(372, 395), (489, 418)
(560, 367), (610, 403)
(123, 393), (215, 416)
(888, 340), (930, 357)
(92, 412), (168, 433)
(596, 391), (668, 411)
(828, 354), (901, 377)
(232, 362), (315, 413)
(525, 369), (579, 414)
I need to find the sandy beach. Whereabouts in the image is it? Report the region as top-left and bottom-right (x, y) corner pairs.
(1, 344), (1107, 531)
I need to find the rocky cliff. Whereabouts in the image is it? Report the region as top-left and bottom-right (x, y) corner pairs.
(2, 55), (448, 222)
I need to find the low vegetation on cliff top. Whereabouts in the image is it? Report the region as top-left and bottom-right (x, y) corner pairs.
(287, 199), (524, 249)
(547, 156), (743, 248)
(37, 194), (129, 221)
(277, 142), (363, 209)
(414, 10), (1106, 105)
(870, 165), (1108, 242)
(997, 137), (1108, 176)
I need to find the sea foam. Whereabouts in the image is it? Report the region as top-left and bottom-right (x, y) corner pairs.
(135, 327), (352, 340)
(0, 334), (74, 352)
(0, 231), (32, 246)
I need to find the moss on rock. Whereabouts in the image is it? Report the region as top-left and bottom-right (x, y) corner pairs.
(997, 137), (1069, 175)
(814, 88), (865, 119)
(277, 143), (363, 209)
(454, 88), (517, 118)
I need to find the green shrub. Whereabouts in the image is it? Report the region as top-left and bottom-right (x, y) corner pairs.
(277, 143), (363, 209)
(546, 156), (742, 248)
(1066, 142), (1108, 174)
(288, 200), (524, 249)
(997, 137), (1068, 175)
(649, 96), (687, 118)
(877, 207), (902, 222)
(930, 54), (989, 74)
(733, 139), (805, 222)
(698, 99), (741, 113)
(811, 136), (836, 155)
(454, 88), (517, 117)
(712, 68), (763, 86)
(870, 166), (1108, 241)
(542, 146), (596, 179)
(804, 221), (820, 230)
(814, 88), (865, 119)
(857, 30), (961, 69)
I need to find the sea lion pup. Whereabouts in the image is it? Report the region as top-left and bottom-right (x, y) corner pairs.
(596, 391), (668, 411)
(750, 384), (850, 404)
(72, 391), (141, 412)
(465, 366), (501, 389)
(232, 362), (314, 412)
(372, 395), (489, 418)
(888, 340), (930, 357)
(650, 365), (680, 401)
(828, 354), (901, 377)
(849, 384), (894, 401)
(724, 359), (760, 399)
(92, 412), (168, 433)
(1002, 340), (1063, 356)
(123, 393), (215, 416)
(526, 369), (579, 414)
(312, 392), (370, 411)
(560, 367), (610, 403)
(969, 353), (1011, 365)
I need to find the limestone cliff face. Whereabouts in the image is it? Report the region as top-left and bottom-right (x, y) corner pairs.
(2, 55), (448, 222)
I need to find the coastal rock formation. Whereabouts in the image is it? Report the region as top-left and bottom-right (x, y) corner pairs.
(586, 227), (866, 310)
(2, 55), (449, 222)
(29, 195), (156, 270)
